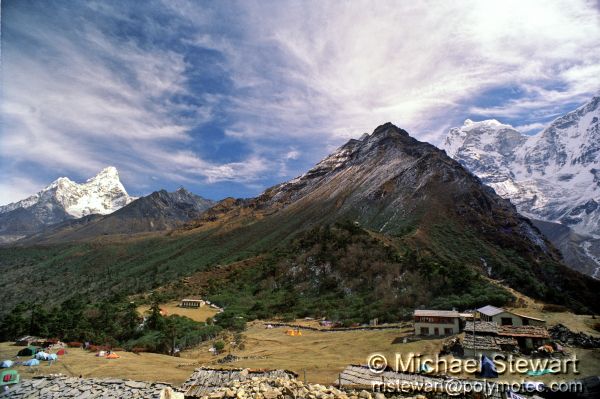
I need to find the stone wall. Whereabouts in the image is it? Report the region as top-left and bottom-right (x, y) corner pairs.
(0, 375), (180, 399)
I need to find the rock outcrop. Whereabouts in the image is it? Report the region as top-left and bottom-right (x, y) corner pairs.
(549, 324), (600, 348)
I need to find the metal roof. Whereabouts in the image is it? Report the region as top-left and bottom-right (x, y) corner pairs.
(477, 305), (505, 316)
(413, 309), (460, 317)
(510, 312), (546, 322)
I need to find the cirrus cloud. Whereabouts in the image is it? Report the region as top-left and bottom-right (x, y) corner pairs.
(1, 0), (599, 203)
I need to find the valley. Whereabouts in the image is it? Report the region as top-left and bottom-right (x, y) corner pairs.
(1, 119), (599, 398)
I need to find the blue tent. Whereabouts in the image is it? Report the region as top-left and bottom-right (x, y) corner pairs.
(47, 354), (58, 361)
(0, 360), (14, 368)
(35, 352), (49, 360)
(419, 363), (433, 373)
(479, 354), (498, 378)
(23, 358), (40, 367)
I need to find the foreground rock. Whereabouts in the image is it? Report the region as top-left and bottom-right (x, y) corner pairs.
(0, 375), (181, 398)
(181, 368), (432, 399)
(186, 374), (427, 399)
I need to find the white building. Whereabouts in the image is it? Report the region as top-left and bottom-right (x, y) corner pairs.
(413, 309), (461, 336)
(179, 298), (205, 308)
(477, 305), (545, 326)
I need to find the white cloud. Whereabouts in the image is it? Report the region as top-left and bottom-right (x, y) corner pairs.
(285, 150), (300, 160)
(2, 0), (599, 202)
(514, 122), (547, 133)
(173, 0), (600, 149)
(0, 2), (271, 200)
(0, 176), (46, 206)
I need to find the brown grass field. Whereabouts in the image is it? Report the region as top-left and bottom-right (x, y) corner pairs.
(180, 321), (600, 385)
(2, 317), (599, 387)
(0, 342), (196, 385)
(2, 286), (599, 387)
(136, 301), (219, 322)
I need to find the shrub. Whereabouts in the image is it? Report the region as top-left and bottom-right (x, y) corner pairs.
(214, 340), (225, 353)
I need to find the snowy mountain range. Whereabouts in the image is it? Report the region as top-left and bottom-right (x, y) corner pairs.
(0, 166), (134, 241)
(443, 96), (600, 277)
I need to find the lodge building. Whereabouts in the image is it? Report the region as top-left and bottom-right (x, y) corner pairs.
(413, 309), (461, 336)
(179, 298), (205, 308)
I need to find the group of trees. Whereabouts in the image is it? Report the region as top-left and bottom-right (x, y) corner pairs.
(203, 222), (516, 324)
(0, 293), (223, 355)
(0, 295), (141, 344)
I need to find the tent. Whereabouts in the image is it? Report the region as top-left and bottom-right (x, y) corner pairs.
(23, 359), (40, 367)
(419, 363), (433, 373)
(16, 346), (38, 357)
(56, 349), (66, 356)
(35, 352), (49, 360)
(479, 354), (498, 378)
(47, 354), (58, 361)
(527, 369), (556, 376)
(0, 360), (14, 368)
(0, 370), (20, 386)
(96, 351), (106, 357)
(105, 353), (120, 359)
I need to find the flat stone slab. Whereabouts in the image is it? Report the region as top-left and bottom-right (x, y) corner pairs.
(0, 375), (181, 399)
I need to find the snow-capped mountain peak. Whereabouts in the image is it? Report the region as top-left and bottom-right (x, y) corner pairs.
(443, 94), (600, 243)
(462, 118), (507, 129)
(0, 166), (134, 219)
(88, 166), (120, 182)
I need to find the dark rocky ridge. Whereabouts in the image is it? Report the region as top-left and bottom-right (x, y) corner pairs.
(20, 188), (215, 243)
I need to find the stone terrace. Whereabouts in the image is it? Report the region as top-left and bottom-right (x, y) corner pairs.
(0, 375), (179, 398)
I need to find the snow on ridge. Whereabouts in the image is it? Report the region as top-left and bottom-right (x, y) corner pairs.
(443, 97), (600, 237)
(0, 166), (134, 218)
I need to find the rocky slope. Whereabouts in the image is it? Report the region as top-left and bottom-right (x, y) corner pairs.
(0, 166), (133, 241)
(531, 219), (600, 278)
(443, 96), (600, 277)
(188, 123), (599, 313)
(204, 122), (551, 251)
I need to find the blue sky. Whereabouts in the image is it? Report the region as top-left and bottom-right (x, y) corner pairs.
(1, 0), (599, 203)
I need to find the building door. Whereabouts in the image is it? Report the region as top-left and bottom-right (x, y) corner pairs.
(434, 327), (439, 336)
(501, 317), (513, 325)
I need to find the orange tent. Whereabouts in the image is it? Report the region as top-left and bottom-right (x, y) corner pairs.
(105, 353), (120, 359)
(56, 349), (66, 356)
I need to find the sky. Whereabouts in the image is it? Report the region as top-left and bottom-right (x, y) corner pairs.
(1, 0), (599, 203)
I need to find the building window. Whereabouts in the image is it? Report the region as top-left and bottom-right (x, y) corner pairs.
(444, 328), (453, 335)
(434, 327), (439, 335)
(522, 319), (529, 326)
(501, 317), (513, 326)
(420, 327), (429, 335)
